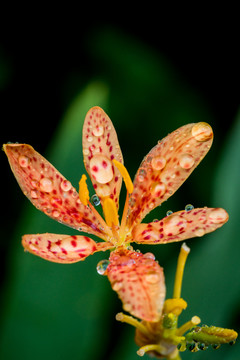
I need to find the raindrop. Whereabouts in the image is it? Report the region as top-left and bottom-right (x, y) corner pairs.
(93, 125), (104, 137)
(91, 194), (100, 206)
(83, 148), (90, 156)
(185, 204), (194, 211)
(18, 155), (29, 167)
(191, 122), (213, 142)
(179, 154), (195, 169)
(143, 252), (155, 260)
(39, 177), (53, 193)
(166, 210), (173, 216)
(123, 303), (132, 312)
(96, 259), (110, 275)
(60, 180), (72, 192)
(30, 190), (38, 199)
(208, 208), (228, 223)
(195, 228), (205, 237)
(89, 155), (113, 184)
(112, 281), (123, 291)
(151, 156), (166, 171)
(52, 210), (60, 218)
(87, 136), (93, 142)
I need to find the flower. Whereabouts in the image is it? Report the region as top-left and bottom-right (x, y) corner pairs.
(116, 243), (238, 359)
(3, 106), (229, 322)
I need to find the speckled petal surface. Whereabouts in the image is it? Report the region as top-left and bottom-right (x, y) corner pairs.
(127, 122), (213, 228)
(22, 233), (114, 263)
(132, 207), (229, 244)
(82, 107), (123, 207)
(3, 143), (107, 238)
(106, 248), (166, 322)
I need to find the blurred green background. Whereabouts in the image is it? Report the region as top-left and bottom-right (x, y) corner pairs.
(1, 20), (239, 360)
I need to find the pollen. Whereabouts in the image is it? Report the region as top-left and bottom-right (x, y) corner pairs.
(112, 159), (134, 194)
(79, 174), (89, 205)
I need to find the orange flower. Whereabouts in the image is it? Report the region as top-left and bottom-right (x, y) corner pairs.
(3, 107), (228, 322)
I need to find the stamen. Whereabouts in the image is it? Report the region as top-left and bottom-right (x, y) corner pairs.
(177, 316), (201, 336)
(137, 344), (164, 357)
(173, 243), (190, 299)
(116, 312), (150, 337)
(112, 159), (134, 194)
(102, 197), (119, 227)
(79, 174), (89, 205)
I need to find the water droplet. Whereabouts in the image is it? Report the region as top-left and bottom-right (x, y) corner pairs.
(89, 155), (113, 184)
(208, 208), (228, 223)
(127, 245), (133, 251)
(195, 228), (205, 237)
(123, 303), (132, 312)
(152, 182), (166, 197)
(166, 210), (173, 216)
(91, 194), (100, 206)
(185, 204), (194, 211)
(39, 177), (53, 193)
(143, 252), (155, 260)
(192, 122), (213, 142)
(145, 272), (159, 284)
(112, 281), (123, 291)
(87, 136), (93, 142)
(151, 156), (166, 171)
(96, 259), (110, 275)
(179, 154), (195, 169)
(30, 180), (38, 188)
(137, 174), (145, 182)
(18, 155), (29, 167)
(93, 125), (104, 137)
(83, 148), (90, 156)
(52, 210), (60, 218)
(60, 180), (72, 192)
(97, 184), (111, 197)
(30, 190), (38, 199)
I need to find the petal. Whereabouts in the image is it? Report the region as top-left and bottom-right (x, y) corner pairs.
(3, 143), (107, 238)
(127, 122), (213, 228)
(132, 207), (229, 244)
(22, 233), (114, 263)
(82, 107), (123, 207)
(106, 248), (166, 322)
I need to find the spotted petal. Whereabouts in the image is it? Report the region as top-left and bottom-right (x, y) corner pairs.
(82, 107), (123, 207)
(132, 207), (229, 244)
(3, 143), (107, 238)
(127, 122), (213, 228)
(22, 233), (114, 263)
(106, 248), (166, 322)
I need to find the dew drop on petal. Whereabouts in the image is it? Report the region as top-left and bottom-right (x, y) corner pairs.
(153, 182), (166, 197)
(18, 155), (29, 167)
(191, 122), (213, 142)
(123, 303), (132, 312)
(166, 210), (173, 216)
(93, 125), (104, 137)
(30, 180), (38, 188)
(83, 148), (90, 156)
(30, 190), (38, 199)
(96, 259), (110, 275)
(143, 252), (155, 260)
(91, 194), (101, 206)
(185, 204), (194, 211)
(60, 180), (72, 192)
(151, 156), (166, 171)
(195, 228), (205, 237)
(52, 210), (60, 218)
(89, 155), (113, 184)
(39, 177), (53, 193)
(87, 136), (93, 142)
(208, 208), (228, 223)
(97, 184), (111, 197)
(179, 154), (195, 169)
(112, 281), (123, 291)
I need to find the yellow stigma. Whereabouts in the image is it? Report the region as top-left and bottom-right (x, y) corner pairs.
(112, 159), (134, 194)
(163, 298), (187, 316)
(102, 197), (119, 227)
(79, 174), (89, 205)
